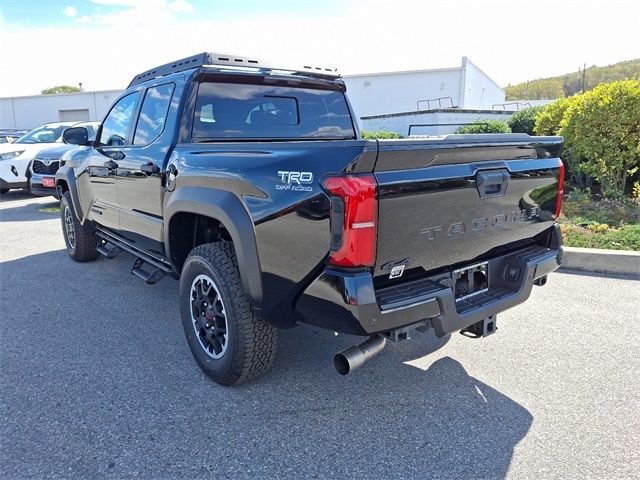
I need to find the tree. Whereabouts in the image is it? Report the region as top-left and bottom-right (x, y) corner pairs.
(505, 58), (640, 100)
(561, 80), (640, 194)
(41, 85), (81, 95)
(505, 78), (564, 100)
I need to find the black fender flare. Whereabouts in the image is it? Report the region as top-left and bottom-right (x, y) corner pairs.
(55, 166), (83, 222)
(164, 187), (263, 307)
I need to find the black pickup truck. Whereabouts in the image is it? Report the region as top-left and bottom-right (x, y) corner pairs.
(57, 52), (564, 386)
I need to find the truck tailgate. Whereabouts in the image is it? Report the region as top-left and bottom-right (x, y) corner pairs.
(372, 134), (563, 279)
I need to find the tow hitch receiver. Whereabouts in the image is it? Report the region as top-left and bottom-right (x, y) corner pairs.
(460, 315), (497, 338)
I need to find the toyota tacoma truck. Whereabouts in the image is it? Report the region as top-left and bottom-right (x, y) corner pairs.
(56, 52), (564, 386)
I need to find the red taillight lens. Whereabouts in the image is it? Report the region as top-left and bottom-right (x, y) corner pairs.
(555, 160), (564, 221)
(323, 174), (378, 267)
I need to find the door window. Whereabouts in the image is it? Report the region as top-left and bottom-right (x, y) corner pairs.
(133, 83), (175, 146)
(99, 92), (140, 146)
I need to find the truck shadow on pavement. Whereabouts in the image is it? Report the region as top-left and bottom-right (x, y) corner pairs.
(0, 249), (532, 479)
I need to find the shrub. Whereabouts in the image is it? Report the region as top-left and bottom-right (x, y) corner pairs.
(567, 187), (592, 203)
(507, 105), (544, 135)
(561, 80), (640, 194)
(535, 96), (589, 188)
(533, 96), (579, 136)
(455, 120), (511, 134)
(360, 130), (402, 139)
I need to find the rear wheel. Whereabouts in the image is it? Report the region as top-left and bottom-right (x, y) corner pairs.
(60, 191), (99, 262)
(179, 242), (278, 386)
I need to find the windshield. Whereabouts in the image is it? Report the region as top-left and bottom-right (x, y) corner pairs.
(16, 124), (73, 144)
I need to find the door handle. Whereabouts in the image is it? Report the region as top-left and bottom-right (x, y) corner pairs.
(103, 160), (119, 170)
(140, 162), (160, 175)
(476, 170), (510, 198)
(107, 150), (126, 161)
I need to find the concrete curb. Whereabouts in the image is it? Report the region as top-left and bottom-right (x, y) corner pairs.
(561, 246), (640, 276)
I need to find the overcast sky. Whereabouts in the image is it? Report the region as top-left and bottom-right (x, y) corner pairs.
(0, 0), (638, 97)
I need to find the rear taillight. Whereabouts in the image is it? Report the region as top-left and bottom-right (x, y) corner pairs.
(555, 161), (565, 221)
(323, 174), (378, 267)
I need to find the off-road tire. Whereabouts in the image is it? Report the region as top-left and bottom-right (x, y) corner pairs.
(180, 242), (278, 386)
(60, 191), (100, 262)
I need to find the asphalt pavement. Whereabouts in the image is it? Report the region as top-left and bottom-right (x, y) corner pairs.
(1, 190), (639, 479)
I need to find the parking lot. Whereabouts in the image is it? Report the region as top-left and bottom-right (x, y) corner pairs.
(1, 190), (638, 479)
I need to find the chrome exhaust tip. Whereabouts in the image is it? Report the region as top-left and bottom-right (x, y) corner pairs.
(333, 335), (386, 375)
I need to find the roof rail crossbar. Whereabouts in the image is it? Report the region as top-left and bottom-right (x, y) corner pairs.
(127, 52), (340, 87)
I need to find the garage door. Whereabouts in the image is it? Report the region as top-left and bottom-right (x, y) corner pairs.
(58, 109), (90, 121)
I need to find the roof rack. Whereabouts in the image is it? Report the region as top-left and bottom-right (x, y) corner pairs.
(127, 52), (340, 87)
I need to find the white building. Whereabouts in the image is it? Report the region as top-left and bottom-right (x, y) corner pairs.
(1, 57), (509, 136)
(343, 57), (505, 119)
(358, 108), (515, 137)
(342, 57), (518, 137)
(0, 90), (121, 130)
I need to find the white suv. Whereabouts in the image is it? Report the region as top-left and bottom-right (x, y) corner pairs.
(0, 121), (98, 194)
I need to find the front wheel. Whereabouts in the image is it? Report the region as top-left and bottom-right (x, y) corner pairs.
(60, 191), (99, 262)
(179, 242), (278, 386)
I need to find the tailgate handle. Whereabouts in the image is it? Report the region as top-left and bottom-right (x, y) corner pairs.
(476, 170), (510, 198)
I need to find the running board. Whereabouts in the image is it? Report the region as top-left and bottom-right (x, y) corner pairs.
(131, 258), (166, 284)
(97, 242), (123, 259)
(95, 229), (174, 284)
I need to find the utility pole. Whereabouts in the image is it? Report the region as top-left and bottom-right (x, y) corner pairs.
(582, 63), (587, 92)
(577, 66), (582, 94)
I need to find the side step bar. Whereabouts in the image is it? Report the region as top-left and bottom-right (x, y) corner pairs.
(131, 258), (167, 284)
(95, 229), (175, 284)
(96, 242), (122, 258)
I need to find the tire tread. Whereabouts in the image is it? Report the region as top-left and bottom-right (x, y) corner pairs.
(185, 242), (278, 385)
(61, 191), (99, 262)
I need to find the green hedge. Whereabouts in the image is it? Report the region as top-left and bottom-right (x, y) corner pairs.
(507, 106), (544, 135)
(361, 130), (402, 139)
(535, 80), (640, 195)
(456, 120), (511, 134)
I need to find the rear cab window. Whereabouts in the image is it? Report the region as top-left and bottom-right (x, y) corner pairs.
(191, 83), (355, 141)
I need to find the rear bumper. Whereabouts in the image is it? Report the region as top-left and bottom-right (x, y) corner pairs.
(296, 226), (562, 336)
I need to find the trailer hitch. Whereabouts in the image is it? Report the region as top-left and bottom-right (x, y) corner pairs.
(460, 315), (497, 338)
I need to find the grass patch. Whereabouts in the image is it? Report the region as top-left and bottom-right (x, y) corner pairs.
(559, 196), (640, 250)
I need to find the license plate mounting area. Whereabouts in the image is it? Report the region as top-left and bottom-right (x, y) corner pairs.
(453, 261), (489, 302)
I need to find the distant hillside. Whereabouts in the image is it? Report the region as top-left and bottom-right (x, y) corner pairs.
(505, 59), (640, 100)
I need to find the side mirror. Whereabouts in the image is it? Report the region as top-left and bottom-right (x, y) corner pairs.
(62, 127), (89, 145)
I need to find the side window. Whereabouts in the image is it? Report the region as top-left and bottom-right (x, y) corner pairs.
(133, 83), (175, 146)
(99, 92), (139, 147)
